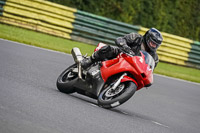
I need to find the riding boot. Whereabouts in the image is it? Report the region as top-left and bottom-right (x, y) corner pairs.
(81, 45), (119, 69)
(81, 49), (103, 69)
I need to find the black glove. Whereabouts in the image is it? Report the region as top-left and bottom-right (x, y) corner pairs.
(121, 45), (135, 55)
(122, 45), (131, 52)
(115, 37), (135, 55)
(115, 37), (126, 47)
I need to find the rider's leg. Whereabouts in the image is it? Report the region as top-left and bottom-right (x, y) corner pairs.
(81, 45), (120, 69)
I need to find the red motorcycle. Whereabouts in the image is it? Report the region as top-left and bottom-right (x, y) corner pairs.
(56, 43), (155, 108)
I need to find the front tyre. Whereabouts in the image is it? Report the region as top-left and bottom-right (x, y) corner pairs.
(98, 82), (137, 109)
(56, 64), (78, 94)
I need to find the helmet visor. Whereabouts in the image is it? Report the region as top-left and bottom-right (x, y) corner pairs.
(147, 37), (160, 50)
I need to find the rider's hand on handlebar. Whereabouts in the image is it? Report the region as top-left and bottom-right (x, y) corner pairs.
(121, 45), (135, 56)
(122, 45), (131, 51)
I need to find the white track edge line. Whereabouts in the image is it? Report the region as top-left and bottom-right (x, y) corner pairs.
(154, 74), (200, 86)
(0, 38), (70, 55)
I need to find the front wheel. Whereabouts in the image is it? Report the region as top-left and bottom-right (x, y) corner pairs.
(98, 82), (137, 109)
(56, 64), (78, 94)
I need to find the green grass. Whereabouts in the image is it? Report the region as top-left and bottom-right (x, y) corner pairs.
(0, 23), (96, 55)
(0, 23), (200, 83)
(155, 62), (200, 83)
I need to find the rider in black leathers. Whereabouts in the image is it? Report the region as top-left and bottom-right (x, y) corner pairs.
(81, 28), (163, 69)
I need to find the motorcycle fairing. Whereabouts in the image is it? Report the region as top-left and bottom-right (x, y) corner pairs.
(100, 51), (153, 90)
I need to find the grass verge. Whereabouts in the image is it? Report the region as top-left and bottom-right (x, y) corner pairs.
(0, 23), (96, 55)
(0, 23), (200, 83)
(155, 62), (200, 83)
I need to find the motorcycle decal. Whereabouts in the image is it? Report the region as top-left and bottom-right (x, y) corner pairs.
(111, 101), (120, 107)
(147, 66), (152, 71)
(94, 42), (107, 52)
(91, 70), (100, 76)
(139, 57), (144, 63)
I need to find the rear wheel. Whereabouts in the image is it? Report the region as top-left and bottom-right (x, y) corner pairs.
(56, 64), (78, 94)
(98, 81), (137, 109)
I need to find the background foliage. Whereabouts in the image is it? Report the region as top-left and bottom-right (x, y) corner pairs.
(47, 0), (200, 41)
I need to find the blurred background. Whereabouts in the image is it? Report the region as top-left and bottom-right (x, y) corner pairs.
(0, 0), (200, 82)
(48, 0), (200, 41)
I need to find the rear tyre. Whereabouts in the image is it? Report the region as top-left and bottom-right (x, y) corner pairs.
(98, 81), (137, 109)
(56, 64), (78, 94)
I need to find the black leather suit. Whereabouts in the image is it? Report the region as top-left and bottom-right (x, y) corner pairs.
(91, 33), (159, 67)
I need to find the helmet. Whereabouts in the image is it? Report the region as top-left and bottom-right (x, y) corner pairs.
(144, 28), (163, 52)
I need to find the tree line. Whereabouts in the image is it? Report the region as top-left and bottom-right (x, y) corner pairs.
(47, 0), (200, 41)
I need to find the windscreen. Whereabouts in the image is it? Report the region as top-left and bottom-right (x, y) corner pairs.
(141, 51), (155, 70)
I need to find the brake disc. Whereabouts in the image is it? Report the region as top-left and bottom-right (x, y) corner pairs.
(105, 84), (125, 97)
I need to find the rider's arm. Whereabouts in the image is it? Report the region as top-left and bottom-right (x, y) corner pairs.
(154, 53), (159, 68)
(150, 52), (159, 68)
(115, 33), (143, 47)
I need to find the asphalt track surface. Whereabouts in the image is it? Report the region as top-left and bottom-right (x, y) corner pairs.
(0, 39), (200, 133)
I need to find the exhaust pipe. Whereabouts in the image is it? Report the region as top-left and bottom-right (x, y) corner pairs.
(71, 47), (83, 79)
(71, 47), (83, 64)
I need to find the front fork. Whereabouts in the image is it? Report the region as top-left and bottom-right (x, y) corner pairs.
(111, 73), (127, 90)
(109, 73), (138, 91)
